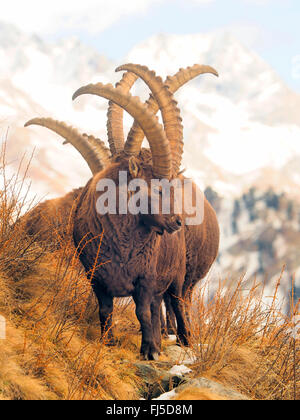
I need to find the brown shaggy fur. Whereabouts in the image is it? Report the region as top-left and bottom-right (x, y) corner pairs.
(22, 188), (82, 247)
(73, 153), (189, 360)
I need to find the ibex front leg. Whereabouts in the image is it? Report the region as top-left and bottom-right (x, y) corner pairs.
(92, 281), (115, 346)
(133, 278), (159, 361)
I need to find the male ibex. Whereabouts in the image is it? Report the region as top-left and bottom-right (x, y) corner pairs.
(71, 68), (190, 360)
(25, 64), (220, 357)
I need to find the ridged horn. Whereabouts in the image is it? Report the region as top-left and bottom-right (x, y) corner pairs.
(72, 83), (171, 179)
(124, 64), (219, 169)
(24, 118), (105, 175)
(165, 64), (218, 91)
(106, 72), (138, 155)
(82, 134), (111, 166)
(116, 64), (183, 175)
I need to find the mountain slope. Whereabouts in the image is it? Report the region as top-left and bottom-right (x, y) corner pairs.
(205, 185), (300, 312)
(126, 32), (300, 194)
(0, 21), (116, 198)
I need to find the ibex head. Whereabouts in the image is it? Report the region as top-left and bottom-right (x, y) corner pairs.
(24, 63), (218, 234)
(72, 64), (188, 235)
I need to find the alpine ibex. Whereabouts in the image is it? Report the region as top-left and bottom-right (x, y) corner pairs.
(71, 68), (190, 360)
(24, 64), (220, 357)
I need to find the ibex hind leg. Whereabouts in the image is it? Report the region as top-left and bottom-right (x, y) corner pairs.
(164, 292), (177, 335)
(92, 281), (116, 346)
(151, 296), (163, 352)
(160, 305), (168, 338)
(183, 288), (193, 331)
(168, 284), (189, 347)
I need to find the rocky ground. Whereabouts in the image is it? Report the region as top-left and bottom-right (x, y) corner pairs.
(133, 344), (250, 400)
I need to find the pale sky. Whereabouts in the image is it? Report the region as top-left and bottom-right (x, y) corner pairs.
(1, 0), (299, 92)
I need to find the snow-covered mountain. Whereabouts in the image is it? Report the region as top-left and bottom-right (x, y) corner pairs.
(0, 21), (115, 197)
(206, 186), (300, 313)
(1, 23), (300, 198)
(126, 32), (300, 195)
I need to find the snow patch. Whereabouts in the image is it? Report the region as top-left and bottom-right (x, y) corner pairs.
(153, 389), (177, 401)
(168, 365), (192, 377)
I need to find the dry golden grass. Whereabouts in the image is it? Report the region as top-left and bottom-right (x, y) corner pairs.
(186, 274), (299, 400)
(0, 141), (298, 400)
(0, 142), (44, 281)
(0, 239), (143, 400)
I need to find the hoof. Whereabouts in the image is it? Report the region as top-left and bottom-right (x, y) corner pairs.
(106, 340), (116, 347)
(100, 336), (117, 346)
(140, 345), (160, 361)
(149, 352), (160, 361)
(141, 352), (160, 361)
(161, 330), (169, 339)
(141, 353), (150, 361)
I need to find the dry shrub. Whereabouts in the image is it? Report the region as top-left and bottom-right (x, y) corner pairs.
(188, 274), (299, 400)
(0, 140), (44, 280)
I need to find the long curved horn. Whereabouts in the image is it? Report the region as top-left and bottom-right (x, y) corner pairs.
(82, 134), (111, 166)
(165, 64), (218, 91)
(72, 83), (171, 179)
(116, 64), (183, 175)
(123, 64), (219, 169)
(24, 118), (106, 175)
(106, 72), (138, 155)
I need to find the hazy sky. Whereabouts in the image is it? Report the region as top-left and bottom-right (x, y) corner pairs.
(1, 0), (299, 92)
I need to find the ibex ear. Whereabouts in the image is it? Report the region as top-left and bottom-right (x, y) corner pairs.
(128, 156), (140, 178)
